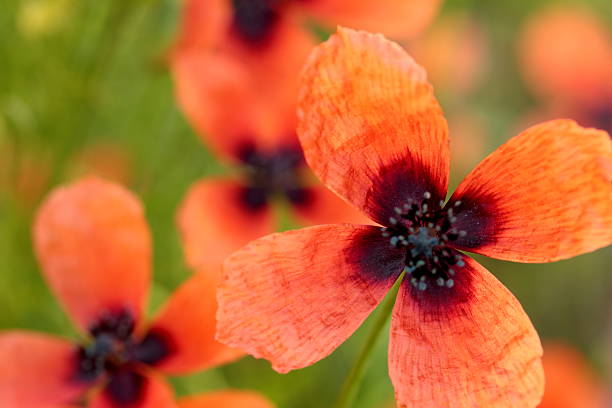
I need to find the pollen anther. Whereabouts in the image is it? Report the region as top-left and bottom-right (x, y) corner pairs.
(382, 193), (467, 291)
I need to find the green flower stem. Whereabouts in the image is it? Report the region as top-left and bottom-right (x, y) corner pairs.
(331, 272), (405, 408)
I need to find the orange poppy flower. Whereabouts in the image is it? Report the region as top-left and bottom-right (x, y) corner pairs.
(0, 177), (272, 408)
(217, 28), (612, 408)
(518, 6), (612, 135)
(173, 51), (367, 271)
(172, 0), (441, 270)
(539, 342), (606, 408)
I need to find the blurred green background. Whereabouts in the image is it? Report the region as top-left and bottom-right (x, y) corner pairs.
(0, 0), (610, 406)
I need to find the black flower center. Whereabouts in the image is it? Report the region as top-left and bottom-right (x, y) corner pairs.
(231, 0), (282, 44)
(381, 192), (466, 291)
(238, 143), (311, 210)
(590, 104), (612, 136)
(75, 310), (172, 405)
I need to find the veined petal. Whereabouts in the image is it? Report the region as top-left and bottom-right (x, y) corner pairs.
(0, 331), (87, 408)
(389, 255), (544, 408)
(298, 27), (449, 225)
(89, 371), (176, 408)
(449, 120), (612, 262)
(301, 0), (441, 40)
(33, 177), (151, 332)
(177, 391), (274, 408)
(148, 270), (243, 375)
(177, 178), (275, 270)
(218, 224), (403, 373)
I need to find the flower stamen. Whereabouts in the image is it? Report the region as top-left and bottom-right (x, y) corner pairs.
(381, 192), (467, 291)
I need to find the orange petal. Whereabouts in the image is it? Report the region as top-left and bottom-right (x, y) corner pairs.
(0, 331), (86, 408)
(177, 391), (274, 408)
(89, 371), (176, 408)
(519, 6), (612, 106)
(172, 8), (315, 161)
(389, 255), (544, 408)
(148, 270), (243, 375)
(291, 184), (371, 226)
(174, 0), (231, 52)
(539, 342), (606, 408)
(409, 13), (488, 96)
(218, 224), (403, 373)
(172, 51), (261, 162)
(297, 27), (449, 225)
(302, 0), (441, 40)
(33, 177), (151, 331)
(450, 120), (612, 262)
(177, 178), (275, 270)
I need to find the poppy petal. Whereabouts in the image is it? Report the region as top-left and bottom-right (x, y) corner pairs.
(172, 51), (261, 162)
(172, 10), (315, 162)
(519, 6), (612, 105)
(177, 391), (274, 408)
(89, 371), (176, 408)
(389, 255), (544, 408)
(33, 177), (151, 332)
(297, 27), (450, 225)
(147, 270), (243, 375)
(177, 178), (275, 270)
(540, 342), (605, 408)
(218, 224), (404, 373)
(291, 184), (371, 226)
(0, 331), (86, 408)
(450, 120), (612, 262)
(302, 0), (441, 40)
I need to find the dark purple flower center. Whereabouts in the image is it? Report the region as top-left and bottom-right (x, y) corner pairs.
(231, 0), (282, 44)
(590, 104), (612, 136)
(75, 310), (171, 405)
(381, 192), (467, 291)
(238, 143), (311, 210)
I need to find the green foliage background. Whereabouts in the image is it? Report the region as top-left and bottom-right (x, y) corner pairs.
(0, 0), (610, 406)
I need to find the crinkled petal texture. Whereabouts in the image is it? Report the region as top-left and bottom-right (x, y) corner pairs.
(177, 178), (275, 270)
(177, 391), (275, 408)
(301, 0), (441, 40)
(450, 120), (612, 262)
(519, 6), (612, 105)
(0, 331), (86, 408)
(389, 255), (544, 408)
(89, 372), (176, 408)
(34, 177), (151, 331)
(298, 28), (449, 225)
(291, 184), (371, 226)
(540, 343), (605, 408)
(149, 270), (243, 375)
(218, 224), (403, 373)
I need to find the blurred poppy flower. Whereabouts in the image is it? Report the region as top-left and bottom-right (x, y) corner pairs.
(172, 48), (367, 272)
(2, 145), (53, 207)
(67, 142), (133, 186)
(518, 6), (612, 135)
(217, 28), (612, 408)
(540, 342), (606, 408)
(409, 12), (488, 98)
(171, 0), (441, 270)
(0, 177), (265, 408)
(177, 391), (273, 408)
